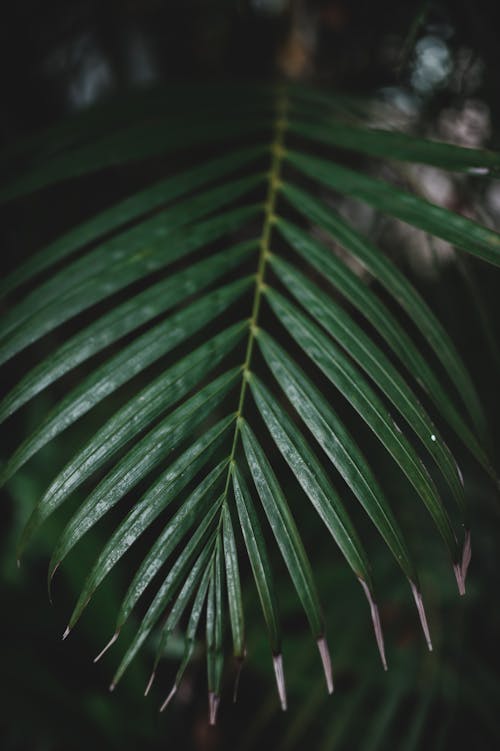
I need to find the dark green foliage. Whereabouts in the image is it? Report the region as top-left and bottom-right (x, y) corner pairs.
(1, 83), (499, 723)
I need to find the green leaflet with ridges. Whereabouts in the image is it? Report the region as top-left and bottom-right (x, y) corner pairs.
(286, 149), (500, 266)
(241, 419), (325, 639)
(232, 465), (282, 655)
(158, 551), (215, 708)
(67, 416), (233, 630)
(0, 178), (262, 363)
(281, 182), (488, 442)
(222, 503), (245, 660)
(113, 530), (218, 688)
(207, 537), (225, 714)
(116, 461), (228, 630)
(269, 254), (466, 518)
(214, 537), (225, 699)
(206, 559), (217, 698)
(289, 117), (500, 172)
(249, 373), (373, 586)
(151, 548), (214, 688)
(47, 378), (238, 580)
(257, 330), (418, 582)
(3, 280), (251, 488)
(169, 560), (214, 706)
(265, 289), (460, 563)
(0, 240), (256, 422)
(0, 147), (264, 299)
(30, 323), (246, 545)
(275, 216), (491, 477)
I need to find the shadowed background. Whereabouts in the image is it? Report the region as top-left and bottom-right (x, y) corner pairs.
(1, 2), (500, 749)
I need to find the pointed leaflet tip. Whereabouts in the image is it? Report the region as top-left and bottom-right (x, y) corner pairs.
(159, 685), (177, 713)
(453, 562), (466, 597)
(317, 637), (334, 694)
(144, 670), (156, 697)
(461, 530), (472, 586)
(62, 626), (70, 641)
(208, 692), (220, 725)
(48, 561), (60, 603)
(409, 581), (433, 651)
(47, 582), (53, 607)
(358, 578), (388, 671)
(94, 631), (120, 663)
(233, 658), (245, 703)
(272, 654), (287, 711)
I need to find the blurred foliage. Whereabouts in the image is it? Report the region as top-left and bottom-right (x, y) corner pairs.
(1, 1), (500, 749)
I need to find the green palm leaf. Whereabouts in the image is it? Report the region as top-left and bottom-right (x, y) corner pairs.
(2, 82), (498, 721)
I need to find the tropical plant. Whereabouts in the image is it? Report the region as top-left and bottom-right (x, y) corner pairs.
(1, 81), (499, 726)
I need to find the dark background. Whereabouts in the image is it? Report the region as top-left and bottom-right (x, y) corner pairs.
(1, 2), (500, 749)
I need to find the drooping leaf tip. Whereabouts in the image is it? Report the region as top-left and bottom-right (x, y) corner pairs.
(48, 560), (60, 590)
(272, 653), (287, 711)
(233, 656), (245, 703)
(159, 685), (177, 713)
(409, 580), (433, 651)
(358, 578), (387, 670)
(453, 562), (466, 596)
(461, 530), (472, 586)
(208, 692), (220, 725)
(48, 562), (60, 604)
(94, 631), (120, 663)
(317, 637), (334, 695)
(144, 671), (156, 697)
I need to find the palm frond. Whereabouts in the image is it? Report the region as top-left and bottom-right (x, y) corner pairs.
(2, 83), (499, 720)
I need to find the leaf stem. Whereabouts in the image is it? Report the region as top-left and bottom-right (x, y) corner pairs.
(207, 93), (288, 600)
(224, 95), (288, 491)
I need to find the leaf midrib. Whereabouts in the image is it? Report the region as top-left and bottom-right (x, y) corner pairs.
(223, 96), (288, 496)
